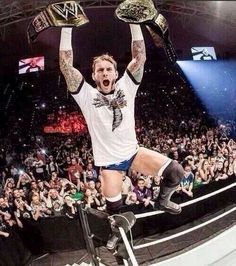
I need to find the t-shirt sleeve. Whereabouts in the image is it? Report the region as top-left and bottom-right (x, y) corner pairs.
(70, 79), (92, 110)
(118, 69), (141, 98)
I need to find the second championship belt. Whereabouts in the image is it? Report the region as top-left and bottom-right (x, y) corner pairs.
(115, 0), (177, 64)
(27, 1), (89, 42)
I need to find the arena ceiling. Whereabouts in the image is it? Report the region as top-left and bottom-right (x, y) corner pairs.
(0, 1), (236, 76)
(0, 1), (236, 29)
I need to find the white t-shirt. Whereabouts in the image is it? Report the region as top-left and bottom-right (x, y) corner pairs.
(71, 70), (140, 166)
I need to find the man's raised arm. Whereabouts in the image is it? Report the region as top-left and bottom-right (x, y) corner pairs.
(59, 28), (83, 93)
(127, 24), (146, 83)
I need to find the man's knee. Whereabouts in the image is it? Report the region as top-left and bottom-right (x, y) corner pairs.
(162, 160), (184, 187)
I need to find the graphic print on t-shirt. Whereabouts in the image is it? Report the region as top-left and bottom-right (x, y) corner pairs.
(93, 89), (127, 131)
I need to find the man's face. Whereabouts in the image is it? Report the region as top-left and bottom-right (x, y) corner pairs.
(89, 181), (95, 189)
(210, 158), (215, 165)
(217, 161), (223, 170)
(51, 172), (57, 180)
(31, 182), (38, 189)
(92, 60), (118, 94)
(70, 187), (76, 195)
(50, 189), (58, 199)
(137, 180), (145, 190)
(87, 171), (93, 178)
(71, 158), (77, 165)
(32, 195), (40, 204)
(184, 166), (191, 176)
(87, 163), (93, 170)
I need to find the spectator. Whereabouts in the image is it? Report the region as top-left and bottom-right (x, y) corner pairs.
(46, 189), (64, 216)
(67, 185), (84, 202)
(121, 171), (134, 202)
(28, 181), (39, 201)
(151, 175), (161, 201)
(125, 191), (139, 206)
(30, 194), (51, 220)
(49, 171), (62, 192)
(214, 160), (228, 181)
(63, 194), (77, 218)
(46, 155), (59, 178)
(95, 179), (102, 194)
(16, 172), (34, 198)
(197, 159), (213, 184)
(4, 178), (15, 201)
(68, 158), (83, 186)
(0, 196), (14, 217)
(14, 192), (32, 221)
(87, 180), (98, 197)
(83, 188), (100, 209)
(61, 156), (72, 178)
(32, 156), (45, 180)
(0, 216), (9, 238)
(178, 162), (194, 198)
(133, 177), (154, 209)
(83, 162), (97, 183)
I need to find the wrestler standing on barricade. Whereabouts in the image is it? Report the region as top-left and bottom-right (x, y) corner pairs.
(58, 2), (184, 219)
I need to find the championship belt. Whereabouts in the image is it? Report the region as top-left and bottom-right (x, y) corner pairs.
(27, 1), (89, 42)
(115, 0), (177, 64)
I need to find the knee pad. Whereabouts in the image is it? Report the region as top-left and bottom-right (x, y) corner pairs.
(106, 194), (123, 215)
(162, 160), (184, 188)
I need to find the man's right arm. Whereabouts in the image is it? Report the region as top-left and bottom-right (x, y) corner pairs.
(127, 24), (146, 84)
(59, 28), (83, 93)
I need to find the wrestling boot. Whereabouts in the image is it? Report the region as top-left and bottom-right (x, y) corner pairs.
(156, 185), (181, 215)
(106, 212), (136, 251)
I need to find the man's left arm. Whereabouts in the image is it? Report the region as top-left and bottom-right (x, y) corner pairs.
(127, 24), (146, 83)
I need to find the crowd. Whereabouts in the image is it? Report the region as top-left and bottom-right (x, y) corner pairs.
(1, 110), (236, 238)
(1, 58), (236, 238)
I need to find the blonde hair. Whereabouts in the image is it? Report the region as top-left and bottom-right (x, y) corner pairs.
(92, 54), (117, 72)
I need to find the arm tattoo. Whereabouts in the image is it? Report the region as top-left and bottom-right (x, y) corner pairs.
(59, 50), (83, 93)
(128, 40), (146, 82)
(132, 40), (145, 61)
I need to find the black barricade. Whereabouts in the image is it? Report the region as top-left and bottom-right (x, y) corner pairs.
(0, 228), (32, 266)
(20, 216), (86, 255)
(130, 177), (236, 238)
(1, 178), (236, 265)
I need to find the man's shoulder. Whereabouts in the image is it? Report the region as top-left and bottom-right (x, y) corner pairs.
(71, 80), (95, 97)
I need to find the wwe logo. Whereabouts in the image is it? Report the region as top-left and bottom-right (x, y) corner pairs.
(51, 2), (79, 20)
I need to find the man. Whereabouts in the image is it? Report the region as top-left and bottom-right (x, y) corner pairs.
(178, 161), (194, 198)
(83, 162), (98, 183)
(46, 155), (59, 177)
(67, 158), (83, 186)
(59, 23), (184, 215)
(121, 171), (133, 202)
(133, 177), (153, 209)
